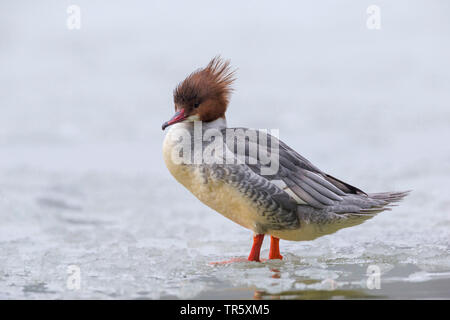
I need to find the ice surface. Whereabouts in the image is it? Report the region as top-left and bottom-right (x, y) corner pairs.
(1, 1), (449, 299)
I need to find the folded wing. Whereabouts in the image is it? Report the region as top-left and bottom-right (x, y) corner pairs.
(221, 128), (408, 217)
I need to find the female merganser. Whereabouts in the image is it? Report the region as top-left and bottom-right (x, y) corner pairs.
(162, 57), (409, 262)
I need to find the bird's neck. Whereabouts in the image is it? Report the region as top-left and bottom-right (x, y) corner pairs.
(202, 117), (227, 130)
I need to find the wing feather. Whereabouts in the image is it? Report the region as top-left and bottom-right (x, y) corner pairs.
(220, 128), (407, 221)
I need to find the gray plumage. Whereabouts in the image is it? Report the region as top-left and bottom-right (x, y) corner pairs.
(196, 127), (409, 237)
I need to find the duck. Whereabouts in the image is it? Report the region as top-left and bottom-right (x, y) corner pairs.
(162, 57), (409, 262)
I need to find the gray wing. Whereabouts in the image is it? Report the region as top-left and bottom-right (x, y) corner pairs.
(205, 162), (301, 232)
(221, 128), (407, 218)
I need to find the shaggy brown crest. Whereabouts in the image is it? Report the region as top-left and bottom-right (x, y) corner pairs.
(173, 56), (235, 122)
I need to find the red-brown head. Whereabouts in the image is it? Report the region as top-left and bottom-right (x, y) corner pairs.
(162, 57), (235, 130)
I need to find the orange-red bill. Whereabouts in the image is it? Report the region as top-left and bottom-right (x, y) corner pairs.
(162, 108), (186, 130)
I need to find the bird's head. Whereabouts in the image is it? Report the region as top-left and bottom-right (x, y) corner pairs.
(162, 57), (235, 130)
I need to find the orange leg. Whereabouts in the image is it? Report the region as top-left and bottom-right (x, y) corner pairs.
(248, 234), (265, 262)
(269, 236), (283, 260)
(210, 234), (265, 265)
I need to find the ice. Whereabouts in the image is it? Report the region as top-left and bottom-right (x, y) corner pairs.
(1, 1), (450, 299)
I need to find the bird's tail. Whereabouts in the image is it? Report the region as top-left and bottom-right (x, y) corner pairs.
(296, 191), (411, 241)
(332, 190), (411, 233)
(351, 190), (411, 216)
(367, 190), (411, 207)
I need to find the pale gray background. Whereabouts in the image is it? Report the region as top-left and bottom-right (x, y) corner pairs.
(1, 1), (449, 299)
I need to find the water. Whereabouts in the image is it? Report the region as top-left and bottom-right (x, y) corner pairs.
(1, 1), (449, 299)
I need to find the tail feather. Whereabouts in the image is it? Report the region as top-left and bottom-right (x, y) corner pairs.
(296, 191), (410, 240)
(368, 190), (411, 205)
(354, 190), (410, 216)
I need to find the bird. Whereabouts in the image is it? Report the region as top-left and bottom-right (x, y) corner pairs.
(162, 57), (409, 263)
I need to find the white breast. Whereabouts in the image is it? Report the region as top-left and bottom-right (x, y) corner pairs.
(162, 122), (265, 232)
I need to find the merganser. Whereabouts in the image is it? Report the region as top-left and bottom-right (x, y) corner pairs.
(162, 57), (409, 262)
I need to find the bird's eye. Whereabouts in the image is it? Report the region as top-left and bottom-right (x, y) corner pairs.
(193, 102), (200, 109)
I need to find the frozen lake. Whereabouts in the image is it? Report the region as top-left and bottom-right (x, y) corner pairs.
(1, 1), (449, 299)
